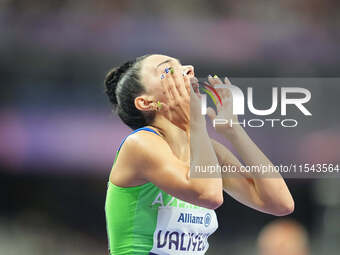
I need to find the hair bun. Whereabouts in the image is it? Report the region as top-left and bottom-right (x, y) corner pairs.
(104, 61), (134, 105)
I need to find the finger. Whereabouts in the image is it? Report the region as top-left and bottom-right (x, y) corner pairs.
(183, 73), (191, 96)
(208, 75), (225, 96)
(160, 70), (173, 102)
(224, 77), (232, 86)
(208, 75), (223, 87)
(190, 77), (200, 95)
(223, 77), (232, 98)
(171, 67), (188, 98)
(203, 81), (222, 112)
(206, 107), (217, 124)
(166, 68), (181, 102)
(189, 77), (200, 100)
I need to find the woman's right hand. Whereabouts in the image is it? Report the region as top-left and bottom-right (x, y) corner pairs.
(159, 67), (205, 133)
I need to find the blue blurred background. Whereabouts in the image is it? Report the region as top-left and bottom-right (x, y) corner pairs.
(1, 1), (340, 254)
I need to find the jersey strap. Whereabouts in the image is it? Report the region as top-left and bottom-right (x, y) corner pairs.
(116, 127), (160, 154)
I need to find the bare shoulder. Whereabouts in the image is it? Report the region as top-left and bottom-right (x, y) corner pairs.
(124, 130), (171, 159)
(110, 130), (172, 186)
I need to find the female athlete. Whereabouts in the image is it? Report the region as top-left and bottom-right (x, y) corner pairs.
(104, 54), (294, 255)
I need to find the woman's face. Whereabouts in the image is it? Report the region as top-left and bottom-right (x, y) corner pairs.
(138, 54), (195, 106)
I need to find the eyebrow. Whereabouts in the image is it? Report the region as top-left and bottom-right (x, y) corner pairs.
(156, 58), (181, 68)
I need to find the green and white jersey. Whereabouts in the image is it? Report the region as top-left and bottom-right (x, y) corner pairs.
(105, 127), (218, 255)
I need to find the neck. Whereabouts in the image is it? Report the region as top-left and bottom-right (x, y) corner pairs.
(148, 115), (188, 156)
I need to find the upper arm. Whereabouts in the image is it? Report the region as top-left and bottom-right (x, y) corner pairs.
(122, 132), (221, 208)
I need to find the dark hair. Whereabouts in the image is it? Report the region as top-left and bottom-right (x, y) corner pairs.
(104, 55), (154, 130)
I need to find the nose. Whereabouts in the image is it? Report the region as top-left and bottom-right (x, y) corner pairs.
(182, 65), (195, 78)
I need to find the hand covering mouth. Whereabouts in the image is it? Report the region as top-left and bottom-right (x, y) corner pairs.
(190, 77), (200, 93)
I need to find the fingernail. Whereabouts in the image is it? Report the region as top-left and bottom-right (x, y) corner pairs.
(160, 74), (165, 80)
(208, 75), (212, 78)
(170, 67), (174, 74)
(213, 75), (218, 78)
(165, 68), (170, 74)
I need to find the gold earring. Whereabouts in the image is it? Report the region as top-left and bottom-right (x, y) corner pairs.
(156, 101), (162, 111)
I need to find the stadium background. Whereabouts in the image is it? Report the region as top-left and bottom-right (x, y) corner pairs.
(1, 1), (340, 254)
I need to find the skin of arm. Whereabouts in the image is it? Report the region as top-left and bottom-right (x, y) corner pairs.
(204, 75), (294, 216)
(210, 126), (294, 216)
(189, 123), (223, 208)
(122, 130), (223, 210)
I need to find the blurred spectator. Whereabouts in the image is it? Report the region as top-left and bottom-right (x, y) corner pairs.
(257, 219), (309, 255)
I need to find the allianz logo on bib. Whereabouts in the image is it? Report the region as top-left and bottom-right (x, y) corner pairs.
(177, 212), (211, 227)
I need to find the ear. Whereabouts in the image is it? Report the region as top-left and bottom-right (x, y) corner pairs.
(135, 95), (155, 112)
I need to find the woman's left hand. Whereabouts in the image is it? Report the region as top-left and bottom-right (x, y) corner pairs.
(205, 76), (240, 137)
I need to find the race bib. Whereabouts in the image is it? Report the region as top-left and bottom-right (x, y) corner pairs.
(150, 206), (218, 255)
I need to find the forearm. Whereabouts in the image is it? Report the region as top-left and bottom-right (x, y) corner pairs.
(222, 126), (294, 214)
(226, 126), (279, 175)
(188, 125), (223, 201)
